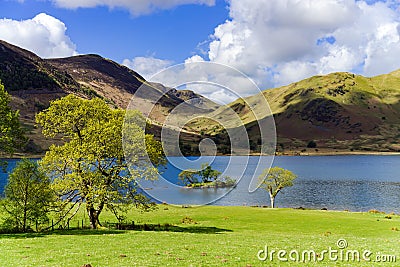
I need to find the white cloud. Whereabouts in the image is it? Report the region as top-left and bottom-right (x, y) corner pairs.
(125, 57), (260, 104)
(123, 57), (174, 79)
(272, 61), (317, 87)
(184, 55), (205, 64)
(50, 0), (215, 16)
(126, 1), (400, 104)
(0, 13), (77, 58)
(151, 61), (262, 104)
(190, 0), (400, 92)
(363, 21), (400, 75)
(206, 88), (238, 104)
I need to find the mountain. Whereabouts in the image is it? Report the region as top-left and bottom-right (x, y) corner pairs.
(2, 39), (400, 155)
(263, 71), (400, 152)
(187, 71), (400, 154)
(0, 40), (217, 154)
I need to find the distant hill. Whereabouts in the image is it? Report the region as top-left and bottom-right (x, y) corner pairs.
(0, 40), (216, 154)
(2, 39), (400, 155)
(187, 71), (400, 154)
(263, 71), (400, 152)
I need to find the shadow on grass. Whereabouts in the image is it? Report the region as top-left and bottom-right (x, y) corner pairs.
(0, 224), (232, 238)
(0, 229), (125, 239)
(127, 224), (233, 234)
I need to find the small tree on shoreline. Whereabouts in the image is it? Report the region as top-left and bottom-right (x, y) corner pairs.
(258, 167), (297, 208)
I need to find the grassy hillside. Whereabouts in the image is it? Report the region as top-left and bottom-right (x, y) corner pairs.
(267, 71), (400, 152)
(0, 205), (398, 266)
(186, 71), (400, 154)
(2, 39), (400, 155)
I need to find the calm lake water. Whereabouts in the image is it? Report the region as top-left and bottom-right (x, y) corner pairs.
(1, 155), (400, 212)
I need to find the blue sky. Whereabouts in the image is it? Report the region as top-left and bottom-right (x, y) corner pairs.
(1, 0), (400, 102)
(0, 0), (228, 63)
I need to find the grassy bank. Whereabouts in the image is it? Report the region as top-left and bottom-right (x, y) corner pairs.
(0, 205), (399, 266)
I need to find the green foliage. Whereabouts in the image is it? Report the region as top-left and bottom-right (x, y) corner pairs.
(1, 159), (53, 232)
(77, 84), (116, 106)
(0, 47), (78, 92)
(0, 63), (59, 92)
(258, 167), (297, 208)
(178, 169), (199, 185)
(36, 95), (164, 229)
(145, 134), (166, 167)
(199, 163), (221, 183)
(0, 82), (26, 156)
(178, 163), (222, 186)
(307, 140), (317, 148)
(213, 176), (236, 188)
(185, 176), (236, 188)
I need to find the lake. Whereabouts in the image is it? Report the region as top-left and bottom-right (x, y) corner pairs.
(1, 155), (400, 212)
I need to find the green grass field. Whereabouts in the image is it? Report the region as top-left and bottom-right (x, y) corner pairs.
(0, 205), (399, 266)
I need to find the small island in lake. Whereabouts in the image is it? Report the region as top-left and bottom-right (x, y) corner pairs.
(178, 163), (236, 188)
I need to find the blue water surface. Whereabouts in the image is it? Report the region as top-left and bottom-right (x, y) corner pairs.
(1, 156), (400, 212)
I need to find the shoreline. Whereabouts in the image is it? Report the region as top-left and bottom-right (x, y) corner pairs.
(165, 204), (398, 214)
(275, 151), (400, 156)
(2, 150), (400, 159)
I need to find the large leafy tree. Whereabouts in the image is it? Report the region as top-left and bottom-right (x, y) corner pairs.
(258, 167), (297, 208)
(36, 95), (164, 229)
(1, 159), (53, 232)
(0, 82), (26, 160)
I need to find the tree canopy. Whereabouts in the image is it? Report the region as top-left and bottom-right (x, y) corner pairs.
(1, 159), (53, 232)
(0, 82), (26, 157)
(258, 167), (297, 208)
(36, 95), (164, 229)
(179, 163), (222, 186)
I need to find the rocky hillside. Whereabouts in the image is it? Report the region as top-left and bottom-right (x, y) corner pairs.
(0, 40), (216, 154)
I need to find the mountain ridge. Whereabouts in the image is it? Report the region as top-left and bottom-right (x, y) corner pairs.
(1, 40), (400, 155)
(196, 70), (400, 153)
(0, 40), (214, 154)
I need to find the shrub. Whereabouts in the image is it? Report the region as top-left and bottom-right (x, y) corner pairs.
(307, 140), (317, 148)
(181, 217), (197, 224)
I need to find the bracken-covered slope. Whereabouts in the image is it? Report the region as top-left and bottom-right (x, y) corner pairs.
(2, 39), (400, 155)
(0, 40), (76, 152)
(265, 71), (400, 152)
(0, 40), (216, 154)
(201, 71), (400, 153)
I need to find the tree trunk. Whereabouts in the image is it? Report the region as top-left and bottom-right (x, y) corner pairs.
(269, 193), (275, 208)
(23, 180), (29, 232)
(23, 208), (27, 232)
(88, 207), (98, 229)
(87, 202), (104, 229)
